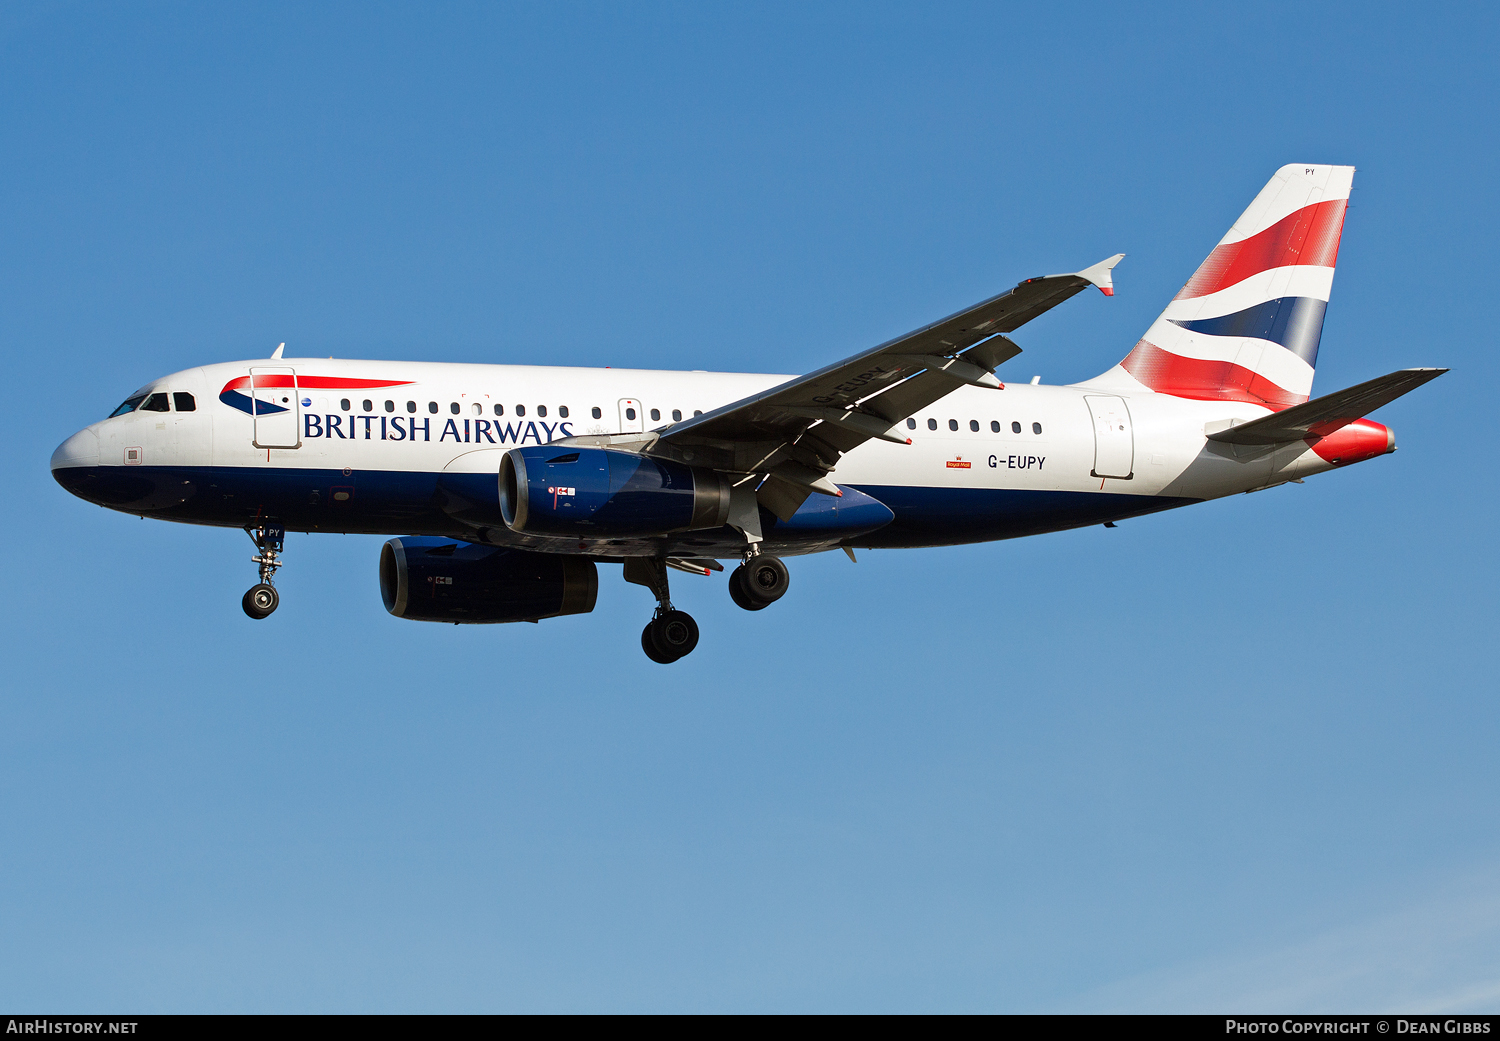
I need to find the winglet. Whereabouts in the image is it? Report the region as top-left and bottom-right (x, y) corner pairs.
(271, 342), (286, 359)
(1076, 254), (1125, 296)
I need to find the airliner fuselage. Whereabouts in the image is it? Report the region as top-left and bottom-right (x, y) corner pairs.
(51, 357), (1380, 555)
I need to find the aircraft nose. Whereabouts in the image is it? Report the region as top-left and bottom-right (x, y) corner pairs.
(51, 428), (100, 472)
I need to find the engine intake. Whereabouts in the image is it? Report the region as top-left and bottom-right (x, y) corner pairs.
(380, 537), (598, 623)
(498, 446), (732, 537)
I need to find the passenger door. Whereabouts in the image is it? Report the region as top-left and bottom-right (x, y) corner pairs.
(250, 366), (300, 449)
(1085, 394), (1133, 479)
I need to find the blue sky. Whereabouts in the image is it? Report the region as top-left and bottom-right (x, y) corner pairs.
(2, 0), (1497, 1012)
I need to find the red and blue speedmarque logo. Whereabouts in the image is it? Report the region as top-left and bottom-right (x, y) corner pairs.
(220, 374), (576, 445)
(219, 375), (414, 415)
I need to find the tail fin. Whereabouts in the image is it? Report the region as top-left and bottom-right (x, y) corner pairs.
(1097, 164), (1353, 409)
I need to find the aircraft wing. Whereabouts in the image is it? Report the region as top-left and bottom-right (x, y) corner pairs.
(646, 255), (1124, 519)
(1206, 368), (1448, 446)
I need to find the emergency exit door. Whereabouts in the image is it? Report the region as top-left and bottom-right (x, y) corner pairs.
(250, 366), (301, 449)
(618, 398), (644, 433)
(1085, 394), (1133, 479)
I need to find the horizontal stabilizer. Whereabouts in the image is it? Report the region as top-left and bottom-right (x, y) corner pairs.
(1206, 368), (1447, 445)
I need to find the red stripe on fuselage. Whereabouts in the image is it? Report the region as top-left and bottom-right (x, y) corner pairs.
(1119, 340), (1307, 408)
(221, 375), (416, 392)
(1175, 198), (1347, 301)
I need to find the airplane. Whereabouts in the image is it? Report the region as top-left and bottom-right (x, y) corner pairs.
(51, 164), (1445, 662)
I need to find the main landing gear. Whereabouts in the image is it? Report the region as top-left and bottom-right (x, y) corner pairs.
(728, 552), (790, 611)
(623, 557), (700, 664)
(242, 524), (285, 620)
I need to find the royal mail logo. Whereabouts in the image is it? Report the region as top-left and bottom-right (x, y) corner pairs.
(946, 459), (972, 469)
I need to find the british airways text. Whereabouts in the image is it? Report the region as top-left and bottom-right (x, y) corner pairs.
(303, 415), (574, 445)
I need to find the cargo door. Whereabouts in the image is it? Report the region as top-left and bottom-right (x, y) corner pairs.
(1085, 394), (1133, 479)
(250, 366), (300, 449)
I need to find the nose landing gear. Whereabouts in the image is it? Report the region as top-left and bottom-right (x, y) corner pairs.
(624, 557), (700, 663)
(242, 524), (285, 620)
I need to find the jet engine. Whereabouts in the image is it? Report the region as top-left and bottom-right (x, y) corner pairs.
(380, 537), (598, 623)
(498, 446), (732, 537)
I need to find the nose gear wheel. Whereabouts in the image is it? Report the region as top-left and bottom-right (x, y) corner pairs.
(243, 583), (279, 619)
(242, 524), (286, 619)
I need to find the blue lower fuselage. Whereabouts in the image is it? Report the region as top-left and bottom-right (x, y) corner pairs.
(51, 462), (1194, 556)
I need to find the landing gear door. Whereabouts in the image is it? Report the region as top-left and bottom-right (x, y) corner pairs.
(250, 367), (301, 449)
(618, 398), (644, 433)
(1085, 394), (1133, 479)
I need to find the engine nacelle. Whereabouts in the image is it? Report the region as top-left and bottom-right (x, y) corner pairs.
(380, 537), (598, 623)
(498, 446), (732, 537)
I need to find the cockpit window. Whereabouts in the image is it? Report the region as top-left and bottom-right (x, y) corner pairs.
(109, 394), (147, 418)
(141, 393), (170, 412)
(173, 392), (196, 412)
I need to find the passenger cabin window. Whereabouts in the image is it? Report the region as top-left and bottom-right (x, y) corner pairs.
(109, 395), (147, 418)
(341, 398), (351, 411)
(142, 393), (170, 412)
(948, 419), (958, 431)
(907, 418), (916, 429)
(408, 401), (417, 413)
(650, 408), (661, 421)
(927, 418), (937, 430)
(672, 409), (682, 422)
(991, 421), (1000, 433)
(969, 420), (979, 432)
(693, 410), (702, 417)
(591, 407), (602, 419)
(450, 402), (460, 414)
(538, 405), (548, 417)
(493, 404), (503, 416)
(362, 399), (373, 412)
(428, 402), (438, 413)
(516, 405), (526, 417)
(1033, 422), (1043, 435)
(173, 392), (196, 412)
(559, 406), (569, 418)
(625, 407), (636, 420)
(385, 400), (395, 412)
(1011, 421), (1022, 434)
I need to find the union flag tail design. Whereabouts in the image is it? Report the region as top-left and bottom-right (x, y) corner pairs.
(1095, 164), (1353, 408)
